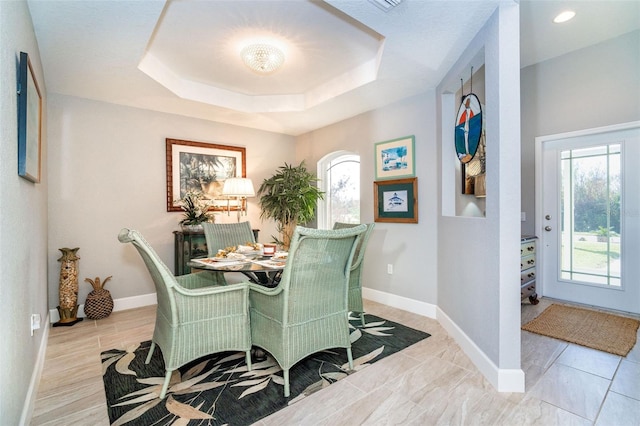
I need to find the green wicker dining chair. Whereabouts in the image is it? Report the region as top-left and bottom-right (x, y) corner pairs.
(248, 225), (367, 397)
(118, 228), (252, 399)
(203, 221), (256, 256)
(333, 222), (375, 326)
(203, 221), (260, 284)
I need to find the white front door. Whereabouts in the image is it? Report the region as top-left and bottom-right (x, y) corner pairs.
(536, 122), (640, 314)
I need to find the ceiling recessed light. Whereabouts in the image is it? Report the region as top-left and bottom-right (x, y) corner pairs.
(553, 10), (576, 24)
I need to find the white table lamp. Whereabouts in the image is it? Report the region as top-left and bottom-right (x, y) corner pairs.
(222, 178), (255, 221)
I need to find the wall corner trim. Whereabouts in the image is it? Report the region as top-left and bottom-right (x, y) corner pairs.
(437, 307), (525, 392)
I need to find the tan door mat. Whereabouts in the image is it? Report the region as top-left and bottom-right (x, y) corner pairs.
(522, 304), (640, 356)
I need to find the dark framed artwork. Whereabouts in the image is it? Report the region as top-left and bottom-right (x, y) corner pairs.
(166, 138), (246, 212)
(374, 135), (415, 180)
(17, 52), (42, 183)
(374, 177), (418, 223)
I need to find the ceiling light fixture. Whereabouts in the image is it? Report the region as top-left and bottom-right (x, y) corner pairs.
(241, 43), (285, 74)
(553, 10), (576, 24)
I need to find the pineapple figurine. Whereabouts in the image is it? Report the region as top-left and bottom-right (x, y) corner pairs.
(84, 276), (114, 320)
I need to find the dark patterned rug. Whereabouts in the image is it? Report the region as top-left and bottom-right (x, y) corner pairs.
(102, 314), (430, 425)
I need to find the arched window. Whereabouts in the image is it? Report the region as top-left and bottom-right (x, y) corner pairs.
(317, 151), (360, 229)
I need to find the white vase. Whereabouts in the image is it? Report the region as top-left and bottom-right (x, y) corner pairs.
(181, 223), (204, 233)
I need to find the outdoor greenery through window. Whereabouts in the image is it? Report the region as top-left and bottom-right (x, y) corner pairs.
(318, 153), (360, 227)
(560, 144), (621, 286)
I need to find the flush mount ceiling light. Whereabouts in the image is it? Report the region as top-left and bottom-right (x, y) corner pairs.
(241, 43), (285, 74)
(553, 10), (576, 23)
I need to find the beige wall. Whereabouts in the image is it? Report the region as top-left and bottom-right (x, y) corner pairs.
(46, 94), (295, 309)
(296, 90), (439, 304)
(0, 1), (49, 424)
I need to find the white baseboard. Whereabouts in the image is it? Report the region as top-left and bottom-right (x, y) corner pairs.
(45, 288), (525, 392)
(20, 312), (51, 426)
(363, 286), (524, 393)
(49, 292), (157, 323)
(437, 307), (525, 392)
(362, 287), (438, 319)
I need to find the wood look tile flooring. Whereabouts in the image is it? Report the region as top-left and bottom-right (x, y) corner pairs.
(30, 298), (640, 425)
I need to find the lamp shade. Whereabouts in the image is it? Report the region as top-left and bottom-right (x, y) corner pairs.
(222, 178), (255, 197)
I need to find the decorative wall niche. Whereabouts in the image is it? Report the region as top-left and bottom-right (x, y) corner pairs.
(455, 65), (486, 217)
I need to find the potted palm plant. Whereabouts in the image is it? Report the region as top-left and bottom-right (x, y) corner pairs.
(258, 161), (324, 250)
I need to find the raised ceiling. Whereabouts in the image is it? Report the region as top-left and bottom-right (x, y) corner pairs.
(139, 0), (385, 113)
(28, 0), (640, 136)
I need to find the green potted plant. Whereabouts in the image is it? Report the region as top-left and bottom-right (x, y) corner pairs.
(258, 161), (324, 250)
(176, 190), (212, 231)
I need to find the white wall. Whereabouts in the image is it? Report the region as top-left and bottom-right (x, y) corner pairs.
(520, 30), (640, 236)
(296, 91), (439, 305)
(0, 1), (49, 424)
(437, 2), (523, 391)
(47, 95), (295, 310)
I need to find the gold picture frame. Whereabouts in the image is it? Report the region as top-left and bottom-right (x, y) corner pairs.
(166, 138), (246, 212)
(374, 178), (418, 223)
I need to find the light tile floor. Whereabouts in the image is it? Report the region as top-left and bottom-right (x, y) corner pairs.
(30, 298), (640, 425)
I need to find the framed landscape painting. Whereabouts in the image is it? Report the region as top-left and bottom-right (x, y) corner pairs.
(17, 52), (42, 183)
(374, 177), (418, 223)
(374, 135), (415, 180)
(166, 138), (246, 212)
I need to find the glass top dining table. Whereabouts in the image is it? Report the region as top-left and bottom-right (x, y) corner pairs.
(187, 257), (286, 287)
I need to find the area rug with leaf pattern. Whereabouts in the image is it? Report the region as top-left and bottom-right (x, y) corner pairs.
(102, 314), (430, 425)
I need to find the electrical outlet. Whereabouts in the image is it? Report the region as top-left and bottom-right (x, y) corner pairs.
(387, 264), (393, 274)
(30, 313), (41, 336)
(521, 212), (526, 222)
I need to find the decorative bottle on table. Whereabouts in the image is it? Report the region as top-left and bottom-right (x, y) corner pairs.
(54, 247), (83, 326)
